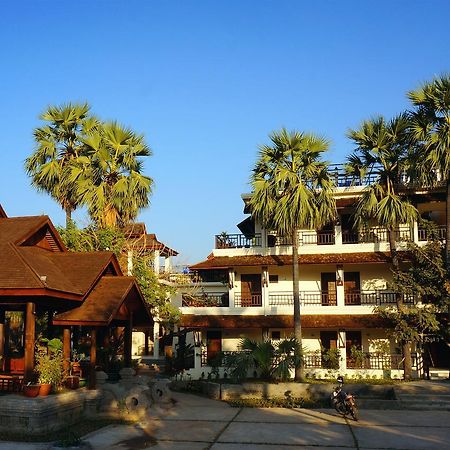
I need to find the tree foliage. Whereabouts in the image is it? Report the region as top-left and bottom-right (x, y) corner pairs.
(58, 223), (178, 326)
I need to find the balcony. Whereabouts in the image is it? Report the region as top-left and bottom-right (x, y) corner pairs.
(418, 226), (446, 241)
(269, 291), (337, 306)
(342, 227), (411, 244)
(234, 293), (262, 307)
(215, 233), (262, 249)
(182, 292), (229, 307)
(344, 291), (416, 305)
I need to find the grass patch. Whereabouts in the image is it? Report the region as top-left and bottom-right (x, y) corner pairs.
(0, 418), (134, 443)
(226, 397), (329, 409)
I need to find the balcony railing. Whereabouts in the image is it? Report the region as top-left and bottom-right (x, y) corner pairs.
(418, 226), (446, 241)
(269, 291), (337, 306)
(342, 227), (411, 244)
(299, 231), (335, 245)
(345, 290), (416, 306)
(234, 293), (263, 307)
(215, 233), (262, 249)
(347, 353), (417, 370)
(182, 292), (229, 307)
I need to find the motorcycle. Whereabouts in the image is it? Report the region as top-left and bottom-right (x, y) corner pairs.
(330, 376), (358, 421)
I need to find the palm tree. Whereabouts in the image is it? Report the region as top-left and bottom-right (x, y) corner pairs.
(408, 75), (450, 270)
(249, 128), (336, 381)
(25, 103), (98, 227)
(71, 121), (153, 228)
(347, 114), (419, 379)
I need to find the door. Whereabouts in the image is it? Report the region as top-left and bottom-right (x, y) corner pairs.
(344, 272), (361, 305)
(206, 330), (222, 365)
(240, 274), (262, 306)
(346, 331), (362, 368)
(321, 273), (337, 305)
(320, 331), (338, 369)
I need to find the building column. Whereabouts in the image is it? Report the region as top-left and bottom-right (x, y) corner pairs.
(336, 265), (345, 307)
(124, 315), (133, 367)
(127, 250), (133, 276)
(412, 220), (419, 243)
(262, 266), (269, 311)
(0, 309), (5, 363)
(153, 250), (160, 274)
(152, 321), (160, 358)
(144, 329), (150, 355)
(24, 302), (36, 382)
(228, 269), (235, 308)
(164, 256), (172, 273)
(89, 327), (97, 389)
(63, 327), (71, 376)
(338, 329), (347, 373)
(335, 224), (343, 246)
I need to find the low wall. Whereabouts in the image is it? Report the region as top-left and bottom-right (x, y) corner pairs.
(172, 380), (396, 402)
(0, 390), (102, 435)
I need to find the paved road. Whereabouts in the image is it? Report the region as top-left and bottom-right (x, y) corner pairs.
(1, 391), (449, 449)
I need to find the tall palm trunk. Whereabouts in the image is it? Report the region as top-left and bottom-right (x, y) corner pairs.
(388, 228), (412, 380)
(446, 178), (450, 271)
(65, 208), (72, 229)
(292, 229), (304, 381)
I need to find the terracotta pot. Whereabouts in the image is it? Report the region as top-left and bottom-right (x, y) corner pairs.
(23, 384), (40, 398)
(39, 383), (52, 396)
(65, 376), (79, 389)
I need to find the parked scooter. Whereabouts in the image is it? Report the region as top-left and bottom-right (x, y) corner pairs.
(330, 376), (358, 421)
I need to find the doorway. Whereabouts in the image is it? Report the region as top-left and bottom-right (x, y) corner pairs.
(206, 330), (222, 365)
(240, 274), (262, 306)
(320, 331), (339, 369)
(321, 273), (337, 305)
(346, 330), (362, 368)
(344, 272), (361, 305)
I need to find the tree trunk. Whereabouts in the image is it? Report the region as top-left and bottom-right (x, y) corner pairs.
(65, 208), (72, 229)
(292, 229), (304, 381)
(446, 178), (450, 270)
(388, 228), (412, 380)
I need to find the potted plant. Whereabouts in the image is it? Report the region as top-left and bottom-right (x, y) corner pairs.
(23, 382), (40, 397)
(35, 341), (64, 396)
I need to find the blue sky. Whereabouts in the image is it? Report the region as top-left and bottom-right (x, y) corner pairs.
(1, 1), (449, 263)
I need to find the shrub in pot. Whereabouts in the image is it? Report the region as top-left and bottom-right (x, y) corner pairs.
(35, 341), (64, 396)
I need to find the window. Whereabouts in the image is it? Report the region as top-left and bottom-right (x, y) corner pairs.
(271, 331), (281, 341)
(269, 275), (278, 283)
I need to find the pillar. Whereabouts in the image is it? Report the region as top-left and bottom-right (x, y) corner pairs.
(262, 266), (269, 310)
(164, 255), (172, 273)
(336, 265), (345, 307)
(153, 321), (160, 358)
(153, 250), (160, 274)
(127, 250), (133, 276)
(144, 330), (150, 355)
(124, 315), (133, 367)
(338, 330), (347, 373)
(89, 327), (97, 389)
(63, 327), (71, 376)
(24, 302), (36, 382)
(335, 224), (343, 246)
(0, 309), (5, 361)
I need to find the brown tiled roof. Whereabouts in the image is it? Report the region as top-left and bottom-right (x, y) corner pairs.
(190, 252), (397, 269)
(123, 223), (178, 257)
(53, 276), (152, 326)
(180, 314), (389, 329)
(0, 217), (52, 290)
(0, 204), (6, 218)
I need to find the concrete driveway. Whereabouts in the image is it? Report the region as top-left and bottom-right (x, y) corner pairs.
(1, 391), (449, 449)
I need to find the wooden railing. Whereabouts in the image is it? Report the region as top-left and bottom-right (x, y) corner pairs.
(299, 231), (335, 245)
(347, 353), (417, 370)
(418, 226), (446, 241)
(182, 292), (229, 307)
(215, 233), (262, 249)
(234, 293), (263, 307)
(269, 291), (337, 306)
(345, 291), (416, 306)
(342, 227), (411, 244)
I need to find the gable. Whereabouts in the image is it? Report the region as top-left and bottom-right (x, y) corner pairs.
(0, 204), (6, 218)
(20, 224), (64, 252)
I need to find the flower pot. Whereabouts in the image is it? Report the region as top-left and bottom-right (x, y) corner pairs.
(39, 383), (52, 396)
(23, 384), (40, 397)
(65, 376), (80, 389)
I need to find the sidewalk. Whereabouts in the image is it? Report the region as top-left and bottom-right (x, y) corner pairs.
(0, 390), (449, 449)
